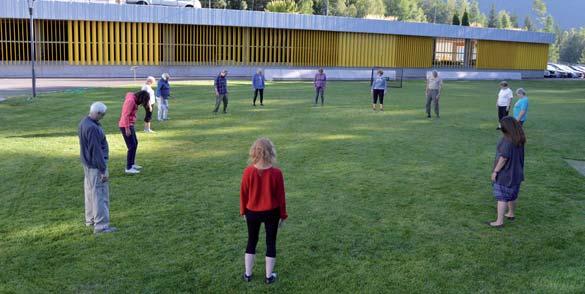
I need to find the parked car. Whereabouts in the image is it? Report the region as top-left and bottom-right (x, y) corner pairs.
(569, 65), (585, 78)
(554, 63), (582, 78)
(545, 64), (560, 78)
(573, 65), (585, 72)
(126, 0), (202, 8)
(548, 63), (572, 78)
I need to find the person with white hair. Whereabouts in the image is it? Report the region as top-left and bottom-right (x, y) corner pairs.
(156, 73), (171, 121)
(78, 102), (117, 234)
(513, 88), (529, 126)
(142, 76), (156, 133)
(425, 70), (443, 118)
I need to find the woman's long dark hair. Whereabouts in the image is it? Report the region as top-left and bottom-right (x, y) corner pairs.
(500, 116), (526, 146)
(134, 90), (150, 107)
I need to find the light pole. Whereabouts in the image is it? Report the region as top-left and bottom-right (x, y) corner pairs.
(28, 0), (37, 98)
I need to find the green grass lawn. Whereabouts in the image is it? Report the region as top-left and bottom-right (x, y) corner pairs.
(1, 80), (584, 293)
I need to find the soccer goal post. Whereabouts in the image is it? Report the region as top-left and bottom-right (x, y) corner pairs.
(370, 67), (404, 88)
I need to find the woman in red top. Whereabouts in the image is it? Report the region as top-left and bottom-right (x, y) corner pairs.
(240, 138), (287, 284)
(118, 91), (149, 174)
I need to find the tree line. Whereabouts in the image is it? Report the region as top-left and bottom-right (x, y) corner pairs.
(202, 0), (584, 64)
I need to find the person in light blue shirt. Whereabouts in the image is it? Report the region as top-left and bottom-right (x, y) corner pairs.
(371, 69), (387, 111)
(513, 88), (529, 126)
(252, 69), (265, 106)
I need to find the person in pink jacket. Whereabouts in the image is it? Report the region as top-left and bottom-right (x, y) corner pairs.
(118, 91), (150, 174)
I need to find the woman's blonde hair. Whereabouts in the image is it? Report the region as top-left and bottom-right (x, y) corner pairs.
(248, 137), (277, 165)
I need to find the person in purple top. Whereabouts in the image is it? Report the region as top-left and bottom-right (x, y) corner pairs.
(488, 116), (526, 228)
(314, 68), (327, 106)
(252, 69), (265, 106)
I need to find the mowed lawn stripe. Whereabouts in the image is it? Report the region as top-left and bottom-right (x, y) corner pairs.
(0, 80), (584, 292)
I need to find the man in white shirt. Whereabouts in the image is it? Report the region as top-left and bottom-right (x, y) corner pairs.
(496, 81), (513, 130)
(425, 71), (443, 118)
(142, 76), (156, 133)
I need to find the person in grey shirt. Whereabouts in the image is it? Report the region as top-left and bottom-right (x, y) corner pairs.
(371, 69), (388, 111)
(425, 70), (443, 118)
(78, 102), (117, 234)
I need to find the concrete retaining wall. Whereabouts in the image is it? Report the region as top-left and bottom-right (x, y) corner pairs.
(0, 64), (544, 80)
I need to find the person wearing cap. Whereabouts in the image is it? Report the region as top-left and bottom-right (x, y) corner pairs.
(214, 69), (229, 114)
(142, 76), (156, 133)
(78, 102), (117, 234)
(496, 81), (513, 130)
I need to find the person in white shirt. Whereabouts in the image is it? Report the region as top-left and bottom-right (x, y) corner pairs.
(425, 71), (443, 118)
(142, 76), (156, 133)
(496, 81), (514, 130)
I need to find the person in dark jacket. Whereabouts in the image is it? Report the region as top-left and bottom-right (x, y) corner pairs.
(156, 73), (171, 121)
(488, 116), (526, 228)
(213, 70), (229, 114)
(252, 69), (265, 106)
(78, 102), (116, 234)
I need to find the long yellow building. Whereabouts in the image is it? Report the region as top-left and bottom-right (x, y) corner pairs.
(0, 0), (554, 78)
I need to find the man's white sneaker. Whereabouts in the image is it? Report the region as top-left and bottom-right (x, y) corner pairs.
(125, 168), (140, 174)
(132, 164), (143, 170)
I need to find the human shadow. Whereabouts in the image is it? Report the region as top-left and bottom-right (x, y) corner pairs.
(5, 131), (78, 139)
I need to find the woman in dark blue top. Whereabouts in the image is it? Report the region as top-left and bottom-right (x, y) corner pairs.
(156, 73), (171, 121)
(488, 116), (526, 228)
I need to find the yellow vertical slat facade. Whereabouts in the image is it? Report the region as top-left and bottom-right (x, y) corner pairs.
(0, 18), (549, 70)
(477, 40), (549, 70)
(109, 22), (115, 64)
(69, 20), (76, 64)
(102, 22), (108, 65)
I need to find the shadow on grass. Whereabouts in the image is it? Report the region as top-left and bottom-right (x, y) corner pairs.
(5, 131), (78, 139)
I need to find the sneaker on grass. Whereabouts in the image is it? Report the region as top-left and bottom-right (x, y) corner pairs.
(125, 168), (140, 174)
(265, 273), (277, 284)
(132, 164), (142, 170)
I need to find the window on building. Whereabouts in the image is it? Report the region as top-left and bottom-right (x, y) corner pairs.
(433, 38), (476, 68)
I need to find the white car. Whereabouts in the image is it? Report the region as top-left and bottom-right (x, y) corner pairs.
(555, 64), (581, 78)
(545, 64), (560, 78)
(126, 0), (202, 8)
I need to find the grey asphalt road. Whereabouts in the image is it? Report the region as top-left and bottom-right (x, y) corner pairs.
(0, 78), (196, 99)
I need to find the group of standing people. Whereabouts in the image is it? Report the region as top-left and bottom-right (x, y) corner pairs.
(78, 73), (172, 234)
(485, 80), (531, 228)
(78, 68), (533, 286)
(488, 80), (530, 228)
(496, 81), (529, 128)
